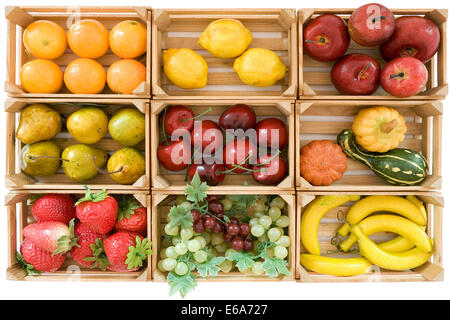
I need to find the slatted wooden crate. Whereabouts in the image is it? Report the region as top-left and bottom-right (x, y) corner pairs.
(298, 8), (447, 100)
(6, 189), (151, 281)
(296, 192), (444, 282)
(151, 100), (295, 191)
(5, 98), (150, 190)
(152, 9), (297, 99)
(5, 6), (151, 98)
(151, 190), (296, 281)
(295, 100), (442, 191)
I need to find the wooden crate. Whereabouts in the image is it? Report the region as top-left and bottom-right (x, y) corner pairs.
(298, 8), (447, 100)
(295, 100), (442, 191)
(296, 192), (444, 282)
(6, 189), (151, 281)
(5, 6), (151, 98)
(5, 98), (150, 190)
(151, 100), (295, 191)
(151, 190), (296, 281)
(152, 9), (297, 99)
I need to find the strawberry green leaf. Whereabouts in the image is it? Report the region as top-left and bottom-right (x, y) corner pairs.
(118, 196), (143, 221)
(75, 186), (109, 206)
(184, 172), (208, 204)
(27, 194), (45, 206)
(126, 237), (153, 270)
(196, 256), (225, 277)
(226, 252), (257, 272)
(167, 272), (197, 298)
(84, 238), (110, 271)
(16, 252), (41, 276)
(262, 257), (290, 278)
(167, 205), (193, 230)
(53, 219), (79, 256)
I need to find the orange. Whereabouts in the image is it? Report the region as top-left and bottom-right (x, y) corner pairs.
(64, 58), (106, 94)
(67, 19), (109, 58)
(20, 59), (63, 93)
(109, 20), (147, 59)
(107, 59), (146, 94)
(23, 20), (67, 59)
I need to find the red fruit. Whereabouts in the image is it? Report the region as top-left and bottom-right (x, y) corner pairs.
(252, 154), (288, 185)
(203, 217), (216, 230)
(75, 188), (118, 235)
(103, 231), (151, 272)
(348, 3), (395, 47)
(229, 218), (239, 225)
(224, 232), (234, 242)
(219, 104), (257, 130)
(223, 139), (257, 174)
(191, 210), (202, 223)
(380, 56), (428, 98)
(206, 195), (220, 202)
(226, 223), (241, 236)
(256, 118), (288, 150)
(244, 239), (253, 252)
(188, 162), (225, 186)
(208, 200), (224, 215)
(23, 220), (77, 255)
(20, 238), (66, 273)
(231, 237), (245, 251)
(303, 14), (350, 62)
(164, 105), (195, 135)
(114, 197), (147, 235)
(239, 223), (250, 237)
(31, 194), (76, 225)
(157, 139), (191, 171)
(70, 222), (105, 268)
(212, 221), (224, 234)
(191, 120), (223, 151)
(331, 54), (380, 95)
(380, 16), (440, 62)
(193, 219), (205, 233)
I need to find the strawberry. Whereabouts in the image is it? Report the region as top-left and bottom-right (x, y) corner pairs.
(23, 220), (78, 255)
(75, 187), (118, 234)
(19, 238), (66, 273)
(70, 222), (107, 269)
(114, 197), (147, 235)
(103, 231), (152, 272)
(31, 194), (76, 225)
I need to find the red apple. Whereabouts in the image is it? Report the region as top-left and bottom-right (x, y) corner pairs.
(331, 54), (380, 95)
(348, 3), (395, 46)
(380, 16), (440, 62)
(303, 14), (350, 62)
(380, 56), (428, 98)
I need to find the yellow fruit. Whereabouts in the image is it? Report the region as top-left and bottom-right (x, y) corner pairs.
(301, 254), (372, 277)
(163, 48), (208, 89)
(199, 19), (252, 58)
(16, 104), (61, 144)
(233, 48), (287, 87)
(110, 20), (147, 59)
(300, 195), (360, 255)
(23, 20), (67, 59)
(67, 19), (109, 58)
(20, 59), (63, 93)
(64, 58), (106, 94)
(66, 107), (108, 144)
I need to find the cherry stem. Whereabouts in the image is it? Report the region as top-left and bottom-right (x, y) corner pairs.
(29, 156), (69, 162)
(162, 107), (169, 146)
(357, 63), (371, 80)
(180, 107), (212, 123)
(91, 156), (123, 175)
(253, 149), (281, 167)
(216, 152), (254, 175)
(390, 72), (405, 79)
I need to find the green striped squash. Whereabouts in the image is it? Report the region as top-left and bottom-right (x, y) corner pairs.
(337, 129), (428, 186)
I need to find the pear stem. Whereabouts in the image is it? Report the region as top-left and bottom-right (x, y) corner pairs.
(91, 156), (123, 175)
(29, 156), (69, 162)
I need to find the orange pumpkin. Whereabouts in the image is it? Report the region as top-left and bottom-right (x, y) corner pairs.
(300, 140), (347, 186)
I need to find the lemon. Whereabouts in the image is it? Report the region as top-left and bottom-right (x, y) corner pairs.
(233, 48), (287, 87)
(199, 19), (252, 59)
(163, 48), (208, 89)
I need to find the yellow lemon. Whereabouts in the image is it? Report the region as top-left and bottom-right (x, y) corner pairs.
(163, 48), (208, 89)
(199, 19), (252, 59)
(233, 48), (287, 87)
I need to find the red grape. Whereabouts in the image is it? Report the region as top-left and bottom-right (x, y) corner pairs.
(224, 233), (234, 242)
(207, 195), (220, 202)
(191, 210), (201, 223)
(239, 223), (250, 237)
(193, 220), (205, 233)
(209, 201), (224, 215)
(230, 218), (239, 225)
(212, 221), (224, 234)
(226, 223), (241, 236)
(231, 237), (245, 251)
(203, 217), (216, 230)
(244, 239), (253, 251)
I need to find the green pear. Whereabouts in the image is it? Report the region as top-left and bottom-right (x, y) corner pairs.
(20, 141), (61, 176)
(16, 104), (62, 144)
(108, 108), (145, 146)
(66, 107), (108, 144)
(107, 147), (145, 184)
(61, 144), (108, 182)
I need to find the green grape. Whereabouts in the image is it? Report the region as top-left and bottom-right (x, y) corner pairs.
(171, 236), (182, 246)
(157, 260), (166, 272)
(162, 258), (177, 271)
(175, 242), (188, 255)
(209, 247), (218, 257)
(257, 234), (268, 243)
(259, 216), (272, 230)
(268, 207), (281, 221)
(201, 232), (212, 244)
(175, 195), (187, 205)
(194, 236), (206, 249)
(252, 261), (264, 275)
(180, 201), (192, 211)
(219, 259), (233, 273)
(215, 242), (228, 253)
(159, 248), (167, 259)
(276, 235), (290, 247)
(268, 228), (282, 242)
(180, 227), (194, 240)
(194, 250), (208, 263)
(257, 195), (268, 203)
(225, 248), (237, 257)
(276, 216), (290, 228)
(270, 197), (285, 209)
(254, 212), (264, 218)
(267, 247), (275, 258)
(165, 246), (178, 259)
(174, 262), (188, 276)
(274, 246), (288, 259)
(211, 233), (224, 245)
(164, 224), (179, 236)
(253, 199), (266, 212)
(249, 218), (260, 227)
(251, 224), (265, 237)
(220, 198), (233, 211)
(187, 239), (201, 252)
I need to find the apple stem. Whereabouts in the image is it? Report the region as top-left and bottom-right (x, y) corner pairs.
(357, 63), (372, 80)
(304, 37), (326, 44)
(91, 156), (123, 175)
(180, 107), (212, 123)
(390, 72), (405, 79)
(29, 156), (69, 162)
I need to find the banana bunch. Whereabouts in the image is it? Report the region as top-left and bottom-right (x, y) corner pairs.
(300, 195), (433, 277)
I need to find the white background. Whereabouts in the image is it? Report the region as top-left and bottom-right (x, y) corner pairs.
(0, 0), (448, 300)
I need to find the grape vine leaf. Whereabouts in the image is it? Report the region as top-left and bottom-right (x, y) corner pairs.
(226, 252), (257, 272)
(185, 172), (208, 204)
(196, 256), (225, 277)
(262, 257), (290, 278)
(167, 205), (193, 230)
(167, 272), (197, 298)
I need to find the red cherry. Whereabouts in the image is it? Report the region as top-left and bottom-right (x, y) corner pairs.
(191, 120), (223, 151)
(256, 118), (288, 150)
(252, 154), (288, 185)
(164, 105), (194, 135)
(157, 139), (191, 171)
(219, 104), (257, 130)
(188, 162), (225, 186)
(223, 139), (257, 174)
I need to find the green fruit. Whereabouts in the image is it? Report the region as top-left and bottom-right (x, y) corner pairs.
(66, 107), (108, 144)
(16, 104), (61, 144)
(20, 141), (61, 176)
(108, 108), (145, 146)
(61, 144), (108, 182)
(107, 147), (145, 184)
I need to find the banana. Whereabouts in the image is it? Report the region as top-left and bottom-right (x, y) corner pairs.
(300, 254), (372, 277)
(337, 196), (427, 237)
(301, 195), (360, 255)
(339, 214), (432, 253)
(406, 195), (428, 223)
(351, 225), (432, 271)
